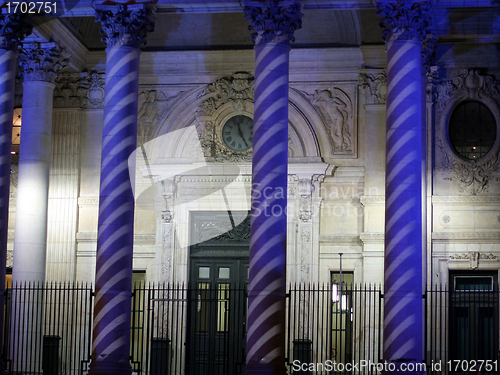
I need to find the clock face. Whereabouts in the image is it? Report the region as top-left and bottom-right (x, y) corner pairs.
(222, 115), (253, 151)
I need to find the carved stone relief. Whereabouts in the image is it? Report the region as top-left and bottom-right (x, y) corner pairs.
(299, 85), (356, 156)
(53, 71), (105, 109)
(7, 250), (13, 269)
(449, 252), (499, 269)
(435, 69), (500, 195)
(10, 163), (17, 198)
(359, 70), (387, 105)
(191, 211), (250, 245)
(298, 179), (313, 222)
(137, 90), (183, 145)
(197, 72), (254, 162)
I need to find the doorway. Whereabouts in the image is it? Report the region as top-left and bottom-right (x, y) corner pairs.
(449, 271), (499, 371)
(187, 212), (249, 375)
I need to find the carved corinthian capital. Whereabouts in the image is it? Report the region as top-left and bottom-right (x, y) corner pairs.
(376, 0), (432, 43)
(19, 42), (68, 83)
(244, 0), (303, 45)
(95, 4), (155, 49)
(0, 13), (32, 51)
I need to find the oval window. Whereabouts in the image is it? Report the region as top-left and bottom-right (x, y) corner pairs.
(449, 101), (496, 160)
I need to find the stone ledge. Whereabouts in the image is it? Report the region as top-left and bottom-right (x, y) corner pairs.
(432, 232), (500, 243)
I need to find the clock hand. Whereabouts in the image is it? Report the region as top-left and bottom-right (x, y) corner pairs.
(237, 123), (249, 147)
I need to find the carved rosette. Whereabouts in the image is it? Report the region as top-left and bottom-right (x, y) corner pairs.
(435, 69), (500, 195)
(0, 13), (32, 51)
(244, 0), (303, 45)
(358, 70), (387, 105)
(376, 0), (432, 43)
(19, 43), (68, 84)
(52, 71), (105, 108)
(197, 72), (255, 162)
(96, 4), (155, 49)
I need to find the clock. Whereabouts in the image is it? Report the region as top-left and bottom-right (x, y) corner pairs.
(222, 115), (253, 151)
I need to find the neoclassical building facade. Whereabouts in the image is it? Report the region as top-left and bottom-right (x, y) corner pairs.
(1, 0), (500, 373)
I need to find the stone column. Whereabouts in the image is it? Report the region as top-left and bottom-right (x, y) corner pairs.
(10, 41), (65, 374)
(13, 42), (66, 284)
(243, 2), (302, 375)
(89, 5), (154, 375)
(376, 0), (431, 372)
(0, 13), (31, 372)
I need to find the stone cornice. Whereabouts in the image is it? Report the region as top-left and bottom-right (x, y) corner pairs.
(432, 195), (500, 204)
(244, 0), (303, 45)
(360, 196), (385, 206)
(433, 232), (500, 243)
(359, 233), (384, 244)
(320, 235), (361, 245)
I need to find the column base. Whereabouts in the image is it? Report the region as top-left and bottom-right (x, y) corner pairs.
(88, 360), (132, 375)
(243, 362), (287, 375)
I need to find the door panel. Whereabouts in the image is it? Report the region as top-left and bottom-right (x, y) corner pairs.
(189, 260), (248, 375)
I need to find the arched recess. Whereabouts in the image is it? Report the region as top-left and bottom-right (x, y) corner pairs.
(150, 79), (325, 162)
(288, 88), (331, 160)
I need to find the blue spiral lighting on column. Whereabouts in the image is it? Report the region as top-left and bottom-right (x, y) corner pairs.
(244, 2), (302, 374)
(89, 45), (140, 375)
(377, 1), (432, 372)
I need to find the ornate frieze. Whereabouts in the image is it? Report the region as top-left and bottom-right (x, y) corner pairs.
(197, 72), (254, 162)
(376, 0), (432, 43)
(449, 252), (499, 269)
(358, 70), (387, 105)
(244, 0), (303, 45)
(435, 69), (500, 195)
(19, 42), (68, 83)
(52, 71), (105, 108)
(0, 13), (32, 51)
(95, 4), (155, 49)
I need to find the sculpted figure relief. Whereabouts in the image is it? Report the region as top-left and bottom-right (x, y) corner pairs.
(311, 88), (353, 152)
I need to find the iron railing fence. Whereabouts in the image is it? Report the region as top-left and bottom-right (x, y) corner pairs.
(3, 283), (500, 375)
(426, 285), (500, 375)
(3, 283), (93, 375)
(130, 283), (248, 375)
(286, 284), (383, 375)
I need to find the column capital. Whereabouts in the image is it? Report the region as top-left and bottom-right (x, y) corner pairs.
(0, 13), (32, 51)
(244, 0), (303, 45)
(376, 0), (432, 43)
(95, 4), (155, 49)
(19, 42), (68, 83)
